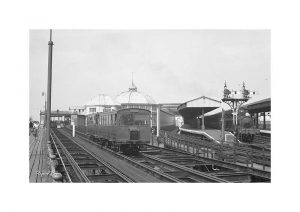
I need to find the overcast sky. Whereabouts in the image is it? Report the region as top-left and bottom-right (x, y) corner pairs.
(29, 30), (270, 120)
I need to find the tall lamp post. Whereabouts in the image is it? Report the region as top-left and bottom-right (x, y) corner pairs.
(221, 82), (255, 134)
(46, 30), (54, 142)
(42, 92), (46, 126)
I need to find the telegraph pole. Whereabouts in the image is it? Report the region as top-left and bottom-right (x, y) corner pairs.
(46, 30), (54, 142)
(42, 92), (47, 127)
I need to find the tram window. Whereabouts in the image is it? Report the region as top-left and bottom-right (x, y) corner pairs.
(135, 114), (147, 125)
(119, 113), (134, 125)
(118, 112), (149, 125)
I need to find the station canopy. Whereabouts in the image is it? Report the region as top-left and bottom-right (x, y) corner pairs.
(178, 96), (221, 117)
(243, 97), (271, 113)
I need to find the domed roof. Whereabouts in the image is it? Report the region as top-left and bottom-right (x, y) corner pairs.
(116, 82), (156, 104)
(85, 94), (119, 106)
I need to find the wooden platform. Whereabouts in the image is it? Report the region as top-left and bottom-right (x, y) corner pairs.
(180, 127), (233, 143)
(29, 128), (53, 183)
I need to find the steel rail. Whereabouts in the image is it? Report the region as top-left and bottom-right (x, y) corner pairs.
(68, 136), (135, 183)
(57, 128), (135, 183)
(66, 127), (270, 181)
(66, 127), (228, 182)
(141, 153), (229, 183)
(145, 143), (271, 180)
(80, 130), (224, 182)
(51, 130), (91, 182)
(50, 131), (72, 182)
(65, 127), (227, 182)
(63, 127), (184, 182)
(102, 146), (184, 183)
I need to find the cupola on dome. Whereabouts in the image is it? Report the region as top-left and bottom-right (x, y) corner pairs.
(116, 82), (156, 104)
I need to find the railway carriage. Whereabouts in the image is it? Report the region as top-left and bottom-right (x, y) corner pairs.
(203, 110), (264, 143)
(205, 109), (258, 132)
(85, 108), (151, 153)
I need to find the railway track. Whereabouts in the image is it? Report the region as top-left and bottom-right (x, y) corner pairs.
(142, 144), (271, 181)
(61, 128), (184, 182)
(164, 131), (271, 170)
(63, 127), (237, 183)
(70, 126), (270, 182)
(129, 151), (228, 182)
(140, 145), (270, 182)
(50, 128), (134, 182)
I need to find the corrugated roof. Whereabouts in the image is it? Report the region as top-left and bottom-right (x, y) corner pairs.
(244, 97), (271, 107)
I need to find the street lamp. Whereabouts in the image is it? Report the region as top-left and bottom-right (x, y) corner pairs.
(46, 29), (54, 142)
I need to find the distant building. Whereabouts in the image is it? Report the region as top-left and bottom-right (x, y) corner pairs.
(39, 110), (72, 125)
(68, 81), (182, 130)
(84, 94), (119, 115)
(116, 82), (156, 110)
(69, 106), (86, 114)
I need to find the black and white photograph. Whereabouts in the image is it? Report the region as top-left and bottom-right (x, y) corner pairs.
(29, 30), (271, 183)
(2, 1), (300, 211)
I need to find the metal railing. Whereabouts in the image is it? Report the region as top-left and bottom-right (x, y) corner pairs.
(160, 130), (270, 170)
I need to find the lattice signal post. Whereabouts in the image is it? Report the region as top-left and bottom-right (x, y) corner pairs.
(221, 82), (255, 131)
